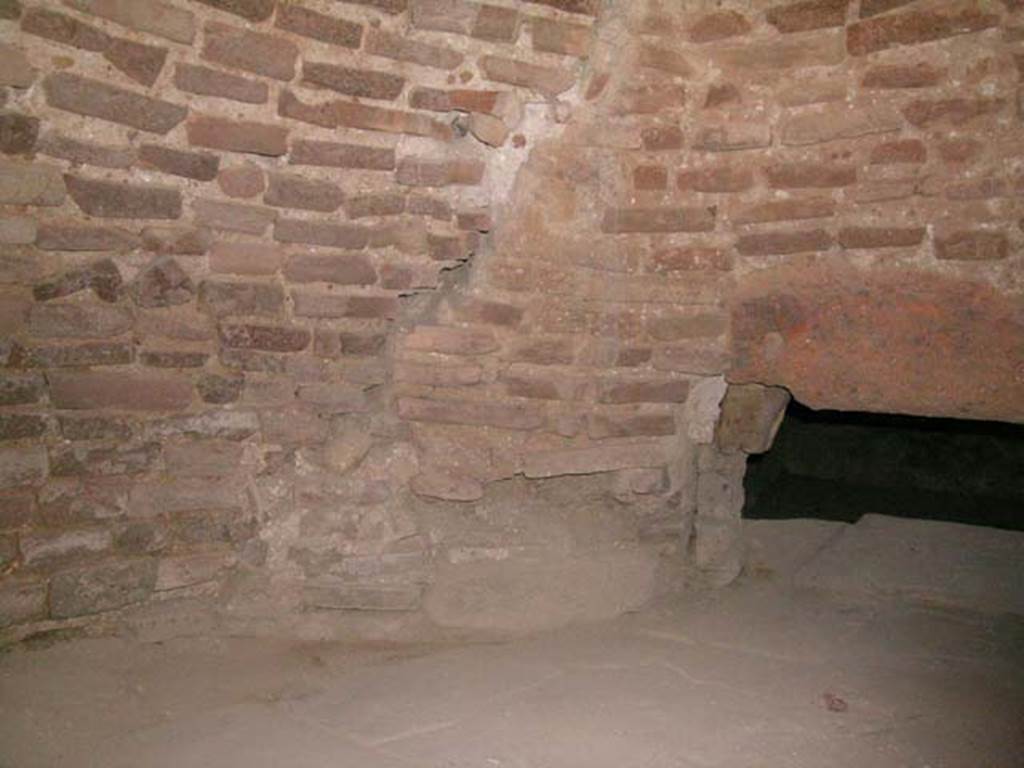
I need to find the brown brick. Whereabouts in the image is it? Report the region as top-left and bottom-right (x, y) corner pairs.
(528, 0), (596, 15)
(450, 297), (523, 327)
(409, 195), (452, 221)
(216, 165), (264, 199)
(65, 175), (181, 219)
(139, 144), (219, 181)
(404, 325), (498, 355)
(0, 112), (38, 155)
(650, 247), (733, 272)
(103, 37), (168, 87)
(479, 55), (575, 97)
(39, 225), (136, 255)
(21, 7), (109, 51)
(688, 10), (751, 42)
(366, 29), (463, 70)
(601, 379), (690, 404)
(474, 5), (519, 41)
(16, 341), (133, 368)
(394, 362), (482, 387)
(902, 98), (1003, 127)
(290, 139), (395, 171)
(292, 292), (398, 319)
(839, 226), (925, 249)
(602, 207), (715, 234)
(38, 132), (134, 169)
(346, 193), (405, 219)
(32, 260), (122, 303)
(264, 173), (344, 213)
(532, 17), (591, 57)
(132, 257), (194, 308)
(859, 0), (914, 17)
(736, 229), (834, 255)
(314, 330), (386, 357)
(279, 90), (334, 127)
(194, 199), (276, 235)
(409, 87), (502, 113)
(44, 73), (186, 134)
(186, 116), (287, 156)
(275, 4), (362, 48)
(634, 165), (667, 190)
(209, 242), (282, 275)
(938, 138), (982, 164)
(198, 280), (284, 317)
(641, 125), (684, 151)
(398, 396), (544, 431)
(935, 231), (1009, 261)
(275, 219), (370, 250)
(615, 83), (686, 115)
(767, 0), (848, 33)
(862, 62), (944, 89)
(193, 0), (274, 22)
(284, 252), (376, 284)
(0, 160), (65, 206)
(173, 63), (268, 104)
(870, 139), (927, 165)
(847, 5), (1000, 56)
(203, 21), (297, 81)
(396, 157), (485, 187)
(219, 323), (310, 352)
(713, 32), (845, 70)
(766, 163), (856, 188)
(334, 101), (453, 140)
(303, 61), (405, 100)
(781, 103), (901, 146)
(65, 0), (196, 44)
(693, 123), (771, 152)
(677, 164), (754, 193)
(731, 197), (835, 224)
(49, 371), (192, 411)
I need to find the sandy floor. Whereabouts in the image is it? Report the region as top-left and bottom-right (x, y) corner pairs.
(2, 519), (1023, 767)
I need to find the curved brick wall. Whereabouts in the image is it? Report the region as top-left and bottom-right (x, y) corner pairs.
(1, 0), (1022, 638)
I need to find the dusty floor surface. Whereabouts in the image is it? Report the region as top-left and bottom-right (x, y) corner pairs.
(2, 520), (1023, 768)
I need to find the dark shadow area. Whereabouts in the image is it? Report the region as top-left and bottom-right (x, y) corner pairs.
(744, 401), (1024, 531)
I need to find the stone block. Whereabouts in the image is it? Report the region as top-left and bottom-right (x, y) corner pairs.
(716, 384), (791, 455)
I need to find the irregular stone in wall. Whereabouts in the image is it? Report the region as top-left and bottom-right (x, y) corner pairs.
(196, 373), (244, 404)
(736, 229), (835, 255)
(186, 116), (288, 156)
(173, 63), (268, 104)
(0, 445), (46, 489)
(716, 384), (791, 454)
(479, 54), (576, 97)
(50, 558), (158, 619)
(0, 112), (39, 155)
(32, 259), (123, 303)
(43, 73), (186, 134)
(103, 37), (168, 87)
(65, 175), (182, 219)
(302, 61), (406, 100)
(132, 258), (194, 308)
(198, 280), (285, 317)
(275, 4), (362, 48)
(0, 160), (66, 206)
(838, 227), (926, 250)
(193, 0), (274, 22)
(218, 323), (311, 352)
(523, 443), (666, 479)
(0, 374), (44, 406)
(847, 4), (1000, 56)
(0, 43), (34, 87)
(139, 144), (219, 181)
(66, 0), (197, 44)
(49, 371), (193, 411)
(290, 139), (395, 171)
(141, 225), (213, 255)
(29, 303), (133, 339)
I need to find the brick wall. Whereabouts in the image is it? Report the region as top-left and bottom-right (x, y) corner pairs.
(2, 0), (1022, 637)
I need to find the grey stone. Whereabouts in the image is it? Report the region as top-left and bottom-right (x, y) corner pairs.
(50, 558), (158, 618)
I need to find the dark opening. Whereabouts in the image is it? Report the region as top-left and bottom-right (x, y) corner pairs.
(743, 401), (1024, 531)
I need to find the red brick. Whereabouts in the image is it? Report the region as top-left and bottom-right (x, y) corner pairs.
(902, 98), (1003, 127)
(634, 165), (667, 190)
(275, 4), (362, 48)
(693, 123), (771, 152)
(43, 72), (186, 134)
(532, 17), (591, 57)
(397, 396), (544, 431)
(688, 10), (751, 42)
(767, 0), (848, 33)
(506, 337), (574, 365)
(186, 115), (287, 156)
(65, 0), (196, 44)
(839, 226), (925, 249)
(847, 5), (1000, 56)
(737, 229), (834, 255)
(935, 231), (1009, 261)
(202, 21), (297, 81)
(479, 55), (575, 97)
(284, 252), (376, 283)
(173, 63), (267, 104)
(409, 87), (502, 113)
(194, 0), (274, 22)
(650, 247), (733, 272)
(334, 101), (454, 140)
(601, 379), (690, 404)
(49, 371), (192, 411)
(870, 139), (927, 165)
(276, 220), (371, 250)
(65, 175), (181, 219)
(217, 165), (265, 198)
(731, 197), (836, 224)
(766, 163), (856, 188)
(366, 29), (463, 70)
(602, 207), (715, 234)
(396, 157), (485, 187)
(403, 326), (498, 355)
(219, 323), (310, 352)
(290, 139), (395, 171)
(862, 62), (944, 89)
(641, 125), (684, 151)
(139, 144), (219, 181)
(264, 173), (344, 213)
(303, 61), (406, 101)
(938, 138), (982, 164)
(677, 164), (754, 193)
(859, 0), (914, 17)
(292, 292), (398, 319)
(346, 193), (406, 219)
(194, 199), (275, 235)
(209, 242), (281, 275)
